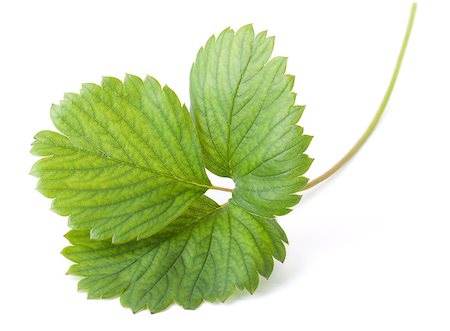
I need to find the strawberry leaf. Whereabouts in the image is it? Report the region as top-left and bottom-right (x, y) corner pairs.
(33, 24), (312, 312)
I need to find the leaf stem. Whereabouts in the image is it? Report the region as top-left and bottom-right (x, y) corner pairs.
(302, 3), (417, 191)
(209, 185), (234, 192)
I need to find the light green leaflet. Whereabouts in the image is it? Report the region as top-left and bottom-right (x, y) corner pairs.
(32, 25), (312, 312)
(191, 25), (312, 216)
(31, 76), (211, 243)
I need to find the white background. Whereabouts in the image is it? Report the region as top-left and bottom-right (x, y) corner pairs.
(1, 0), (449, 330)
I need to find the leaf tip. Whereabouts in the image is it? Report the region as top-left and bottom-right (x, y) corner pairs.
(238, 23), (255, 34)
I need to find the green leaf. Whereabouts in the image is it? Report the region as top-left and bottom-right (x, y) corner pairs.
(190, 25), (312, 217)
(33, 24), (313, 313)
(31, 75), (211, 243)
(62, 195), (287, 313)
